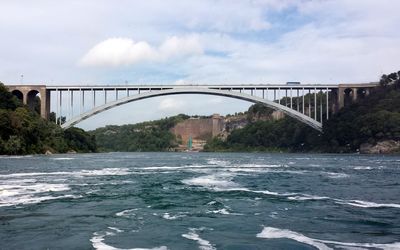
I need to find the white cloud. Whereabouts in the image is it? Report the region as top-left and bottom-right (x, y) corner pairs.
(158, 97), (185, 111)
(79, 36), (202, 67)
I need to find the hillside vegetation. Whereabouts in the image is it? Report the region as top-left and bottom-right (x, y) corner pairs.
(323, 71), (400, 152)
(205, 71), (400, 153)
(0, 83), (96, 155)
(91, 114), (189, 152)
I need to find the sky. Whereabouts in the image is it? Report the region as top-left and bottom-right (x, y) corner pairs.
(1, 0), (399, 130)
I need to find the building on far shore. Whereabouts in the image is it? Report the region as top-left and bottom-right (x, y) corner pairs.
(171, 110), (285, 151)
(170, 114), (224, 150)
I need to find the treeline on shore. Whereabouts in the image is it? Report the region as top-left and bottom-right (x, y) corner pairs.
(0, 83), (96, 155)
(205, 71), (400, 153)
(91, 114), (189, 152)
(1, 70), (399, 155)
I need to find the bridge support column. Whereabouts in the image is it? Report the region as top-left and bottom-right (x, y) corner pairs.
(352, 88), (358, 102)
(22, 91), (28, 105)
(330, 89), (339, 113)
(337, 87), (345, 110)
(40, 89), (50, 119)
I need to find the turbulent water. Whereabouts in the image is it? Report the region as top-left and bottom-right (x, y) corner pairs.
(1, 153), (400, 250)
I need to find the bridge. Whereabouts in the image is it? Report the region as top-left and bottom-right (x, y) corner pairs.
(5, 82), (379, 131)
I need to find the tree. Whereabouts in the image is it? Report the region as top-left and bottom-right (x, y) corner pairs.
(0, 83), (21, 110)
(380, 74), (389, 87)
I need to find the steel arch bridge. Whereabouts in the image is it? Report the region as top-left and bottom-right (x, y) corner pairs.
(5, 83), (380, 132)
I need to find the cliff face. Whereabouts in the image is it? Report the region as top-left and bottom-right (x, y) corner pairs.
(359, 140), (400, 154)
(170, 114), (224, 146)
(170, 107), (285, 150)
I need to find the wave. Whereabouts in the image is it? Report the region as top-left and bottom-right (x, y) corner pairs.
(206, 208), (230, 215)
(335, 199), (400, 208)
(0, 194), (80, 207)
(91, 231), (168, 250)
(353, 166), (373, 170)
(0, 182), (74, 207)
(0, 155), (33, 159)
(321, 172), (349, 179)
(108, 227), (124, 233)
(182, 175), (400, 210)
(52, 157), (74, 161)
(287, 194), (330, 201)
(162, 212), (186, 220)
(182, 173), (240, 190)
(182, 228), (216, 250)
(207, 159), (230, 166)
(115, 208), (139, 217)
(0, 168), (131, 178)
(257, 227), (400, 250)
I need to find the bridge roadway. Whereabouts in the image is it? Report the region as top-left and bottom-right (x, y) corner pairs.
(6, 83), (379, 131)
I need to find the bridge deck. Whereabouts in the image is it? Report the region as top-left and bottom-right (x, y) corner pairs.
(45, 84), (340, 91)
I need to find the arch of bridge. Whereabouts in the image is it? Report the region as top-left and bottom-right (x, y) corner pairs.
(61, 88), (323, 131)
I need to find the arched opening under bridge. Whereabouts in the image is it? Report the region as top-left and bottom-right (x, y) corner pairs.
(60, 88), (323, 131)
(344, 88), (354, 107)
(27, 90), (41, 114)
(11, 90), (23, 102)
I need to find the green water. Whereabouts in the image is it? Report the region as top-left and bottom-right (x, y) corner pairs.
(0, 153), (399, 249)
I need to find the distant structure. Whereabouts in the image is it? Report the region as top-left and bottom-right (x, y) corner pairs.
(6, 85), (50, 119)
(5, 82), (379, 131)
(171, 114), (224, 146)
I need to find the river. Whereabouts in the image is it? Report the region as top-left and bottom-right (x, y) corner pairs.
(1, 153), (399, 249)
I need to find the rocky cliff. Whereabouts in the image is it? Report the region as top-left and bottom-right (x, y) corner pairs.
(359, 140), (400, 154)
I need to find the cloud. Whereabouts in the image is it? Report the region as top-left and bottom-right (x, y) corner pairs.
(158, 97), (185, 111)
(2, 0), (400, 129)
(79, 36), (203, 67)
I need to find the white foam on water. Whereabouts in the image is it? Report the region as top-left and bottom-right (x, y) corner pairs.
(115, 208), (139, 217)
(91, 231), (168, 250)
(0, 155), (32, 159)
(288, 194), (330, 201)
(0, 168), (131, 178)
(108, 227), (124, 233)
(353, 166), (373, 170)
(257, 226), (331, 250)
(257, 227), (400, 250)
(207, 158), (230, 166)
(224, 168), (271, 173)
(182, 173), (240, 190)
(206, 208), (231, 215)
(0, 182), (73, 207)
(182, 228), (216, 250)
(335, 199), (400, 208)
(183, 176), (400, 211)
(162, 212), (186, 220)
(78, 168), (131, 176)
(52, 157), (74, 160)
(239, 163), (286, 168)
(269, 212), (278, 219)
(0, 172), (63, 177)
(0, 194), (80, 207)
(140, 166), (183, 170)
(273, 170), (308, 175)
(322, 172), (349, 179)
(250, 189), (296, 197)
